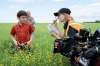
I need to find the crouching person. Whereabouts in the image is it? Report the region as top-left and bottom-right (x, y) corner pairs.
(10, 10), (34, 52)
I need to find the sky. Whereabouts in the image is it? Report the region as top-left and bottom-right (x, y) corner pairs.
(0, 0), (100, 23)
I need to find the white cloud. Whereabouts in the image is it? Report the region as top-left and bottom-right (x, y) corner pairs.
(53, 0), (65, 2)
(8, 0), (32, 3)
(70, 2), (100, 22)
(9, 4), (16, 9)
(90, 2), (100, 6)
(93, 0), (100, 2)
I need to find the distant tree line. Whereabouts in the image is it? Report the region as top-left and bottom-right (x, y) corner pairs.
(85, 20), (100, 23)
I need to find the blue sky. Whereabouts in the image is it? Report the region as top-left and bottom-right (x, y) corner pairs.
(0, 0), (100, 23)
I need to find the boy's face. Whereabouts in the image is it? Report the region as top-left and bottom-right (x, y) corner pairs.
(18, 16), (28, 23)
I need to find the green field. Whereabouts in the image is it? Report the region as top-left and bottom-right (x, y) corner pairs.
(0, 23), (100, 66)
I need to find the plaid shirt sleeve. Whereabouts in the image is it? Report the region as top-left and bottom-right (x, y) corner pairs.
(10, 25), (16, 36)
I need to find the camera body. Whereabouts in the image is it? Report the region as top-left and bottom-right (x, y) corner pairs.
(53, 29), (100, 66)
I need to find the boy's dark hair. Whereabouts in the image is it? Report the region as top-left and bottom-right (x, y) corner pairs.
(17, 10), (28, 18)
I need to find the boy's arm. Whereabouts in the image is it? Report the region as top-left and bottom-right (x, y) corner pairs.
(11, 35), (18, 45)
(30, 24), (35, 33)
(10, 25), (18, 45)
(27, 24), (34, 45)
(27, 35), (32, 45)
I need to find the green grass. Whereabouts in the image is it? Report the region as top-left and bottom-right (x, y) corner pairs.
(0, 23), (100, 66)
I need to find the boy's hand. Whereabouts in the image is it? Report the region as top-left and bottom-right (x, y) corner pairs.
(15, 41), (22, 48)
(26, 40), (31, 46)
(14, 41), (19, 46)
(15, 42), (20, 48)
(26, 41), (32, 48)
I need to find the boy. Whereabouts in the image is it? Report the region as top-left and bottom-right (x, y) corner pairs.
(10, 10), (35, 50)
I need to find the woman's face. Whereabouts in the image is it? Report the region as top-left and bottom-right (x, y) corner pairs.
(58, 14), (65, 22)
(58, 13), (71, 22)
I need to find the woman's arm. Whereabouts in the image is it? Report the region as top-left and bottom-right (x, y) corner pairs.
(48, 19), (61, 39)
